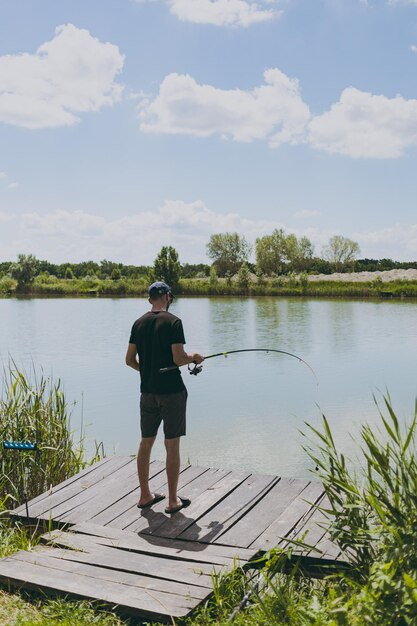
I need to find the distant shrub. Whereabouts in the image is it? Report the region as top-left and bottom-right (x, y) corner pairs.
(0, 276), (16, 294)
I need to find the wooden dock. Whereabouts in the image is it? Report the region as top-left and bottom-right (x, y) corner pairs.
(0, 456), (346, 622)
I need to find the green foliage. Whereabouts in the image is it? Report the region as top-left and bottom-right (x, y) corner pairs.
(256, 228), (288, 275)
(0, 589), (127, 626)
(299, 272), (309, 293)
(256, 229), (314, 275)
(9, 254), (40, 290)
(0, 364), (103, 506)
(0, 275), (16, 294)
(181, 263), (210, 278)
(322, 236), (361, 272)
(209, 265), (218, 286)
(207, 232), (252, 276)
(304, 396), (417, 624)
(64, 266), (74, 280)
(237, 262), (251, 292)
(153, 245), (181, 289)
(111, 267), (122, 280)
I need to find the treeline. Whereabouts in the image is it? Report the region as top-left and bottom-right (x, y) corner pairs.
(1, 229), (417, 296)
(0, 259), (149, 280)
(0, 256), (416, 283)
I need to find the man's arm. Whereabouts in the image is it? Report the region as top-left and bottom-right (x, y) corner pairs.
(125, 343), (139, 371)
(172, 343), (204, 367)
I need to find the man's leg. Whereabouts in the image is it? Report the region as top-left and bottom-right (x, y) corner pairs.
(137, 435), (156, 506)
(164, 437), (181, 510)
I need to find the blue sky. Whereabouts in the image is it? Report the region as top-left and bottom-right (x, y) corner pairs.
(1, 0), (417, 264)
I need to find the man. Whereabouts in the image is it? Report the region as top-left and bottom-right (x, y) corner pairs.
(126, 281), (204, 514)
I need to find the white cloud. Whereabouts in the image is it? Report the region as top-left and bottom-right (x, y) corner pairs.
(411, 45), (417, 52)
(293, 209), (321, 219)
(1, 202), (289, 264)
(139, 68), (417, 159)
(168, 0), (280, 27)
(0, 211), (13, 224)
(139, 69), (310, 146)
(307, 87), (417, 158)
(135, 0), (280, 26)
(354, 224), (417, 259)
(2, 203), (417, 262)
(0, 172), (6, 180)
(0, 24), (124, 129)
(7, 182), (18, 189)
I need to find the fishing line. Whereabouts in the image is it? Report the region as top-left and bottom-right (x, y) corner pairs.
(160, 348), (318, 385)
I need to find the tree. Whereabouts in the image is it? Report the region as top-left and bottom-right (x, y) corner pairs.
(256, 229), (315, 275)
(323, 235), (361, 271)
(153, 246), (181, 289)
(111, 268), (122, 281)
(237, 262), (250, 293)
(9, 254), (40, 290)
(255, 229), (287, 275)
(207, 232), (252, 276)
(286, 235), (315, 272)
(65, 266), (74, 280)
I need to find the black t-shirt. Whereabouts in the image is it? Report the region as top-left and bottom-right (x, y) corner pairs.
(129, 310), (186, 394)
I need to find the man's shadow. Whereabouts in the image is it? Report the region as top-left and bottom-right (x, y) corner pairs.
(137, 508), (224, 552)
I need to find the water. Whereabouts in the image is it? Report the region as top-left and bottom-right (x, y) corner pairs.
(1, 296), (416, 478)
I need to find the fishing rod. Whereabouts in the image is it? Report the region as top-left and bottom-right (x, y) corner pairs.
(159, 348), (318, 384)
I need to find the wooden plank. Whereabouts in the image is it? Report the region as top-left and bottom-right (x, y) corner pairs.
(215, 477), (310, 548)
(56, 460), (166, 524)
(106, 463), (196, 531)
(20, 456), (134, 520)
(123, 466), (234, 534)
(40, 458), (139, 522)
(251, 480), (325, 551)
(178, 473), (278, 544)
(312, 536), (347, 562)
(93, 464), (206, 527)
(142, 469), (251, 540)
(10, 456), (121, 517)
(28, 547), (210, 601)
(73, 522), (257, 562)
(290, 495), (331, 557)
(43, 526), (255, 567)
(40, 532), (219, 587)
(0, 552), (199, 619)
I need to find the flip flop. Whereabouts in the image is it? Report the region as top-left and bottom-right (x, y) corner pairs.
(165, 497), (191, 515)
(137, 493), (165, 509)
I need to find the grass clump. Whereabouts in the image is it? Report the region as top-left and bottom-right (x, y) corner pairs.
(0, 592), (128, 626)
(0, 363), (103, 508)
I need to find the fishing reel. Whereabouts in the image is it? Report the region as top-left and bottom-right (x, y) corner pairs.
(188, 363), (203, 376)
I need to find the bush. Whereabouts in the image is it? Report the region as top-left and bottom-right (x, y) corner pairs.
(0, 276), (16, 294)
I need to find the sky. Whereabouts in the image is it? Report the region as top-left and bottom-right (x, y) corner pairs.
(1, 0), (417, 265)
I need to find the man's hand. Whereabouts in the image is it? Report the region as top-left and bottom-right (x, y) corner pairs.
(191, 353), (204, 365)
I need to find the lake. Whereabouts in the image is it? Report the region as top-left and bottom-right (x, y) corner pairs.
(1, 296), (416, 478)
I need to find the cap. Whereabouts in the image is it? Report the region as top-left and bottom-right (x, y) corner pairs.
(148, 281), (172, 297)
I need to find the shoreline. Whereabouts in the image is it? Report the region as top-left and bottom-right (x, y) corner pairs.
(2, 269), (417, 299)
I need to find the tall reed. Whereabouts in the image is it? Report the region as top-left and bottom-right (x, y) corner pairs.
(303, 395), (417, 624)
(0, 363), (103, 508)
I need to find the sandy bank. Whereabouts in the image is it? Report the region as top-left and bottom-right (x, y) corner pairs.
(308, 269), (417, 283)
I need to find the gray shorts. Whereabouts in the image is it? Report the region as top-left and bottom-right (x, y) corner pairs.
(140, 389), (188, 439)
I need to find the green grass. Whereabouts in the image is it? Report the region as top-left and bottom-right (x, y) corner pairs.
(0, 363), (103, 507)
(2, 274), (417, 298)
